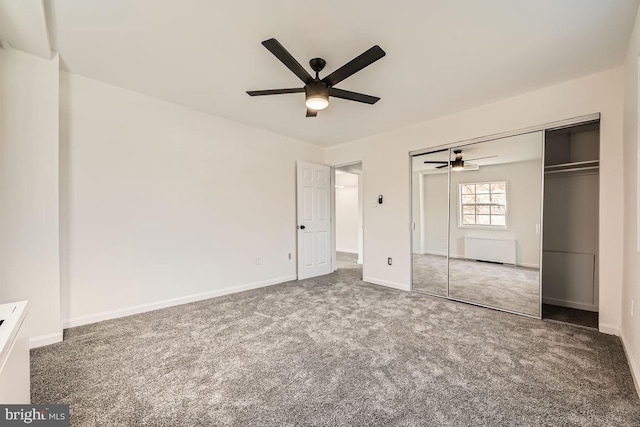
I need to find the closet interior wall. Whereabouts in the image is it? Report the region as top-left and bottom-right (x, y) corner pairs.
(542, 122), (600, 316)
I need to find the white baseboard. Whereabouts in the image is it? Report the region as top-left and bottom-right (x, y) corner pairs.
(542, 297), (598, 312)
(599, 323), (620, 336)
(336, 248), (358, 254)
(518, 262), (540, 269)
(621, 330), (640, 399)
(63, 275), (297, 329)
(364, 277), (411, 292)
(443, 253), (538, 269)
(29, 332), (63, 349)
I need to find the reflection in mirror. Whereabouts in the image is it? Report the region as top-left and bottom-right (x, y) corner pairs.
(411, 149), (449, 296)
(447, 132), (543, 317)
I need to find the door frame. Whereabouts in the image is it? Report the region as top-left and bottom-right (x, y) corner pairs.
(330, 160), (365, 274)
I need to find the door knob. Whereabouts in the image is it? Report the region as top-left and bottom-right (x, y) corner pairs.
(299, 225), (306, 230)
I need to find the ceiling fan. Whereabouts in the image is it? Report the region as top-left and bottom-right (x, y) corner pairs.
(246, 38), (385, 117)
(424, 150), (497, 171)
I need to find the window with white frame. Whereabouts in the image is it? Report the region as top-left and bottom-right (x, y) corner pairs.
(459, 181), (507, 228)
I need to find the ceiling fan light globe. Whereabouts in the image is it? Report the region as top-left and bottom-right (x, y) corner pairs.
(305, 96), (329, 110)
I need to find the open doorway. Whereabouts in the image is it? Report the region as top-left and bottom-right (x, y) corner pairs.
(334, 162), (363, 275)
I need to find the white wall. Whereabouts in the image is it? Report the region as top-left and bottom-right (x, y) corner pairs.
(419, 172), (447, 255)
(451, 160), (541, 268)
(335, 171), (359, 253)
(418, 159), (542, 268)
(0, 48), (61, 346)
(543, 171), (600, 311)
(326, 67), (624, 333)
(411, 171), (423, 254)
(622, 5), (640, 396)
(60, 72), (324, 326)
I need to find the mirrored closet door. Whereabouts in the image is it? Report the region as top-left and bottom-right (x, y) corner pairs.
(411, 149), (450, 297)
(411, 131), (544, 318)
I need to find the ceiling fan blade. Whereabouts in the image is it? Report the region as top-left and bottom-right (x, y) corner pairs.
(247, 88), (305, 96)
(322, 45), (386, 87)
(436, 164), (450, 169)
(306, 109), (318, 117)
(262, 38), (313, 84)
(423, 161), (449, 164)
(465, 155), (498, 162)
(329, 88), (380, 104)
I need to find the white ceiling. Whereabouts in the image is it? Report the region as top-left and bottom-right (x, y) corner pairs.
(44, 1), (640, 146)
(0, 0), (51, 58)
(336, 163), (363, 175)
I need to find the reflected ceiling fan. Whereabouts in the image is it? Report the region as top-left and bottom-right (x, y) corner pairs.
(424, 150), (497, 171)
(246, 38), (385, 117)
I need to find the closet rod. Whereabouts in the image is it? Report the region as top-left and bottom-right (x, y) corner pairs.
(544, 160), (599, 170)
(544, 166), (599, 175)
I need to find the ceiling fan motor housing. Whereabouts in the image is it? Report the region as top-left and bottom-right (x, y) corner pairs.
(305, 80), (329, 98)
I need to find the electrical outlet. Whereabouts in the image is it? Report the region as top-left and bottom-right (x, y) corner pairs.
(256, 257), (261, 265)
(388, 257), (392, 266)
(288, 252), (292, 260)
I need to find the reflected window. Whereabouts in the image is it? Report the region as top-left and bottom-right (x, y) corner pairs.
(459, 181), (507, 228)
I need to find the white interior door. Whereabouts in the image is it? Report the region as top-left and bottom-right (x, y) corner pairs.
(297, 161), (332, 280)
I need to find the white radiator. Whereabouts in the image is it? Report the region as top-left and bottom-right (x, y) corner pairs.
(464, 237), (516, 265)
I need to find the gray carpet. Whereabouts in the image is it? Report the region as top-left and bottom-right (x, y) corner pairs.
(336, 251), (359, 271)
(412, 253), (448, 296)
(31, 266), (639, 426)
(413, 254), (540, 316)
